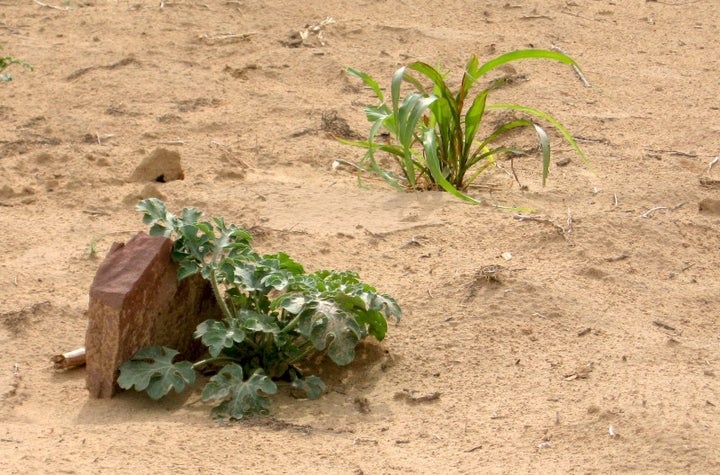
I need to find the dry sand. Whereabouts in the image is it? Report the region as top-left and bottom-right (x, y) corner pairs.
(1, 1), (719, 473)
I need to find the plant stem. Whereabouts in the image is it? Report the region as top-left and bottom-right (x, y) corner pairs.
(192, 355), (239, 369)
(280, 313), (303, 334)
(209, 269), (233, 321)
(288, 342), (317, 365)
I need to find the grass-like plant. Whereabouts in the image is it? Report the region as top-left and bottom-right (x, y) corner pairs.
(0, 44), (32, 82)
(118, 199), (401, 419)
(343, 50), (589, 203)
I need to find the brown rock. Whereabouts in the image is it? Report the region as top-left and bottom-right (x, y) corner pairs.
(698, 198), (720, 216)
(85, 232), (217, 398)
(129, 147), (184, 183)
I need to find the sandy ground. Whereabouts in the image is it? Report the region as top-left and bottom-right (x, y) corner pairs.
(1, 0), (719, 473)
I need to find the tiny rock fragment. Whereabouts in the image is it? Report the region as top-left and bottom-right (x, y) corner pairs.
(393, 389), (441, 403)
(563, 363), (593, 381)
(699, 176), (720, 189)
(354, 397), (371, 414)
(577, 327), (591, 337)
(609, 425), (618, 438)
(556, 157), (572, 167)
(653, 320), (676, 332)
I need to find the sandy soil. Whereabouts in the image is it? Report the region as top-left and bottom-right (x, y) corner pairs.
(1, 0), (719, 473)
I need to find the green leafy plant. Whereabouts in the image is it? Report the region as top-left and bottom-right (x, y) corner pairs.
(343, 50), (590, 203)
(118, 198), (401, 419)
(0, 45), (33, 82)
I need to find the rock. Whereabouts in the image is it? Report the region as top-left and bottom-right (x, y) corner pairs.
(85, 232), (217, 398)
(698, 198), (720, 216)
(129, 147), (184, 183)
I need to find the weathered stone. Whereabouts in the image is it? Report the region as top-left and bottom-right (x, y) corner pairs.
(85, 232), (217, 398)
(129, 147), (184, 183)
(699, 198), (720, 216)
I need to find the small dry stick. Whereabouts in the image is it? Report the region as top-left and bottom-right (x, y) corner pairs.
(33, 0), (69, 10)
(550, 44), (591, 87)
(640, 201), (687, 218)
(156, 140), (186, 145)
(514, 212), (573, 240)
(51, 347), (86, 369)
(653, 320), (676, 332)
(708, 156), (719, 174)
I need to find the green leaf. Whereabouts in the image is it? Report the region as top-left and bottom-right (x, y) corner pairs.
(117, 346), (196, 400)
(423, 128), (480, 204)
(303, 301), (364, 366)
(273, 293), (308, 314)
(371, 293), (402, 322)
(355, 310), (388, 341)
(468, 49), (578, 86)
(136, 198), (175, 237)
(532, 123), (551, 186)
(347, 67), (384, 102)
(194, 319), (246, 357)
(202, 365), (277, 419)
(487, 103), (590, 169)
(238, 309), (280, 334)
(291, 375), (326, 400)
(463, 89), (490, 159)
(177, 259), (200, 280)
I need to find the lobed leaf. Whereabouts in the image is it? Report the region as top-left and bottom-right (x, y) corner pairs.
(194, 319), (246, 358)
(137, 198), (176, 237)
(117, 346), (196, 400)
(301, 300), (364, 366)
(202, 365), (277, 419)
(291, 375), (327, 400)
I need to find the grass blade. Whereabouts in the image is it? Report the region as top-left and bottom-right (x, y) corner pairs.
(488, 103), (591, 170)
(347, 68), (384, 103)
(469, 49), (579, 85)
(423, 128), (479, 204)
(532, 123), (551, 185)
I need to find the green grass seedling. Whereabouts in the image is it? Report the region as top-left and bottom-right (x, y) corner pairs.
(0, 44), (33, 82)
(343, 50), (590, 203)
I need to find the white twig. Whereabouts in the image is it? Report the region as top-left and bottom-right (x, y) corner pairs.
(33, 0), (69, 10)
(708, 156), (719, 174)
(514, 213), (573, 240)
(156, 140), (186, 145)
(640, 201), (688, 218)
(550, 44), (591, 87)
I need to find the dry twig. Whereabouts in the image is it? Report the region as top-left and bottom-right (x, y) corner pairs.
(640, 201), (687, 218)
(513, 209), (574, 241)
(33, 0), (69, 10)
(550, 44), (591, 87)
(51, 347), (86, 370)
